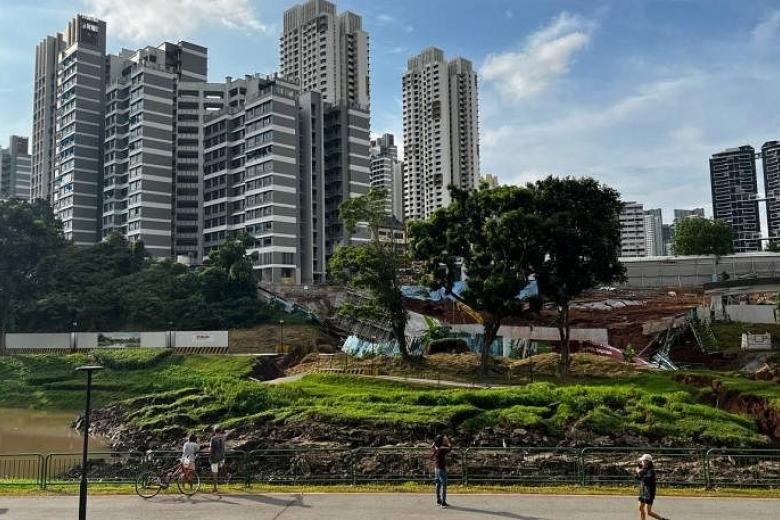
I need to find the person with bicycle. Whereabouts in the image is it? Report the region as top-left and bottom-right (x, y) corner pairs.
(181, 434), (199, 484)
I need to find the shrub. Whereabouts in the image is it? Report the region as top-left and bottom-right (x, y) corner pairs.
(91, 348), (174, 370)
(427, 338), (470, 355)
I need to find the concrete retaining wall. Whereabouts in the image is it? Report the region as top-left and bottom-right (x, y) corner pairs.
(724, 305), (777, 324)
(448, 324), (609, 346)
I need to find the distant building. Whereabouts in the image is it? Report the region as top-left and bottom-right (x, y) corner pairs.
(102, 41), (212, 258)
(643, 208), (664, 256)
(392, 161), (404, 223)
(674, 208), (705, 221)
(480, 173), (499, 188)
(0, 136), (31, 200)
(32, 33), (65, 202)
(370, 133), (402, 219)
(620, 201), (646, 257)
(762, 141), (780, 241)
(280, 0), (369, 107)
(662, 223), (674, 256)
(710, 146), (761, 253)
(201, 75), (370, 284)
(402, 47), (479, 220)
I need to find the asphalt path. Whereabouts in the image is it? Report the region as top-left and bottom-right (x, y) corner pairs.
(1, 493), (777, 519)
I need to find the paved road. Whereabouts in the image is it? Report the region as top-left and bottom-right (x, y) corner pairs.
(1, 493), (777, 519)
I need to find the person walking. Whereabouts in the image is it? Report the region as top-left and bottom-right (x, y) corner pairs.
(209, 426), (226, 493)
(635, 454), (670, 520)
(431, 434), (452, 507)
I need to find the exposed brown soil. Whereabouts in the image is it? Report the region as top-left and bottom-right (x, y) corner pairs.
(677, 374), (780, 440)
(229, 324), (339, 354)
(288, 352), (646, 382)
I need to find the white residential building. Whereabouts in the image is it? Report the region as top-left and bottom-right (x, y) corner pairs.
(644, 208), (665, 256)
(280, 0), (369, 107)
(620, 201), (647, 257)
(402, 48), (479, 220)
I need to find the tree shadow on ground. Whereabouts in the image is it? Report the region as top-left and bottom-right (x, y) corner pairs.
(445, 504), (548, 520)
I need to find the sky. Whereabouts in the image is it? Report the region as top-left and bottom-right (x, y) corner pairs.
(3, 0), (780, 224)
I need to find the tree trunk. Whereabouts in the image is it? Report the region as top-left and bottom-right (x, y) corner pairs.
(393, 319), (410, 361)
(480, 318), (501, 377)
(0, 302), (9, 356)
(557, 304), (571, 380)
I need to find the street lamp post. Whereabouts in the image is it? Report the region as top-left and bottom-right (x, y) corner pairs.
(71, 321), (78, 353)
(279, 320), (285, 352)
(76, 365), (103, 520)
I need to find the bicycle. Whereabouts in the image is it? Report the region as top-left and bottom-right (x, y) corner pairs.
(135, 460), (201, 498)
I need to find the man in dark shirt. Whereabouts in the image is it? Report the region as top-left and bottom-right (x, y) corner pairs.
(431, 435), (452, 507)
(209, 426), (226, 493)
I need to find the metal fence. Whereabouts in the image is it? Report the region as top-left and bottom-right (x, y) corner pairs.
(2, 447), (779, 489)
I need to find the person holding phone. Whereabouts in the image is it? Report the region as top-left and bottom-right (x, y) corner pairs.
(431, 434), (452, 507)
(635, 454), (670, 520)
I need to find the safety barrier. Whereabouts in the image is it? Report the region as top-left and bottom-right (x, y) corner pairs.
(705, 449), (780, 488)
(580, 447), (706, 487)
(0, 454), (44, 487)
(463, 447), (580, 485)
(2, 447), (780, 489)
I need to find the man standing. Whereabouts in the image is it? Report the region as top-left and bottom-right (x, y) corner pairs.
(431, 434), (452, 507)
(209, 426), (226, 493)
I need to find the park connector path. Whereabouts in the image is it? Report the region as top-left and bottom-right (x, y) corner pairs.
(2, 493), (778, 519)
(265, 372), (508, 388)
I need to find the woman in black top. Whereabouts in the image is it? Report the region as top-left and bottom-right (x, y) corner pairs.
(635, 454), (670, 520)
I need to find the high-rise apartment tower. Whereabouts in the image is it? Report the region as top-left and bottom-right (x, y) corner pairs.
(32, 34), (65, 202)
(762, 141), (780, 241)
(402, 48), (480, 220)
(620, 201), (647, 257)
(51, 15), (107, 246)
(0, 136), (31, 200)
(280, 0), (369, 107)
(709, 146), (761, 252)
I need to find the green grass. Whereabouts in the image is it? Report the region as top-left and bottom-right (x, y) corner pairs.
(0, 350), (256, 411)
(2, 352), (780, 448)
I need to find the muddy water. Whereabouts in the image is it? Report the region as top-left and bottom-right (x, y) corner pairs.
(0, 408), (109, 454)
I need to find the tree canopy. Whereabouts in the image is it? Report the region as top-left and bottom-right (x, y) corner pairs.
(530, 176), (625, 378)
(329, 189), (411, 358)
(0, 199), (65, 347)
(2, 200), (284, 334)
(409, 184), (543, 374)
(672, 217), (733, 256)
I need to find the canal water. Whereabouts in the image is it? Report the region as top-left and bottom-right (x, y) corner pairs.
(0, 408), (109, 454)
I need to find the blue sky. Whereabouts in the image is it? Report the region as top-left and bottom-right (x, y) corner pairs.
(3, 0), (780, 224)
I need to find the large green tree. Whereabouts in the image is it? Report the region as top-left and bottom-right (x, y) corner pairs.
(409, 185), (542, 375)
(329, 189), (410, 359)
(672, 217), (733, 256)
(530, 176), (625, 379)
(0, 199), (65, 348)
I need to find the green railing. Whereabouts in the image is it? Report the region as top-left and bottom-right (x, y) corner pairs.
(1, 447), (779, 489)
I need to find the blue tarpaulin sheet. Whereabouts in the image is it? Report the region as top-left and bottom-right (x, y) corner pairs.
(401, 280), (538, 302)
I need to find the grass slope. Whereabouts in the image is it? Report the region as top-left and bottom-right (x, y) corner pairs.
(1, 351), (778, 447)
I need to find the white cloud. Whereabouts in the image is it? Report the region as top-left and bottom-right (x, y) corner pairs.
(83, 0), (267, 43)
(753, 9), (780, 42)
(480, 12), (594, 101)
(479, 58), (780, 219)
